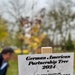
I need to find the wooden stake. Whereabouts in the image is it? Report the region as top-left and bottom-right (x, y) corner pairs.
(41, 47), (52, 54)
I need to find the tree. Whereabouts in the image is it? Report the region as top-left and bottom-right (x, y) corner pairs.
(1, 0), (38, 54)
(46, 0), (75, 49)
(0, 16), (9, 47)
(65, 33), (74, 50)
(41, 36), (53, 47)
(25, 19), (46, 54)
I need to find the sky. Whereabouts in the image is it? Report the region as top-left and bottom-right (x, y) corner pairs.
(0, 0), (49, 21)
(0, 0), (75, 19)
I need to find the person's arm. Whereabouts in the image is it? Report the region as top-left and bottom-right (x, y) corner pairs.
(0, 54), (3, 68)
(3, 65), (8, 75)
(0, 64), (9, 75)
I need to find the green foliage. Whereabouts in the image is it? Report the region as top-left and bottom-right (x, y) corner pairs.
(65, 33), (74, 50)
(0, 17), (8, 41)
(0, 17), (9, 47)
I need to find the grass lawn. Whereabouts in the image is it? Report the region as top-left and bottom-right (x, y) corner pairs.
(6, 60), (18, 75)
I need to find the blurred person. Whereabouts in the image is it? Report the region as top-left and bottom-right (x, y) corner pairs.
(0, 47), (14, 75)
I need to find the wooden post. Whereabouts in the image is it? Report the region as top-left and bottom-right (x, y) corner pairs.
(41, 47), (52, 54)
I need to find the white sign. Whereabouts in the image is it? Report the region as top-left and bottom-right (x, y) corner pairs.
(18, 53), (74, 75)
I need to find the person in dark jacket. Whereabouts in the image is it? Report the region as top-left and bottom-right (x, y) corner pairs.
(0, 47), (14, 75)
